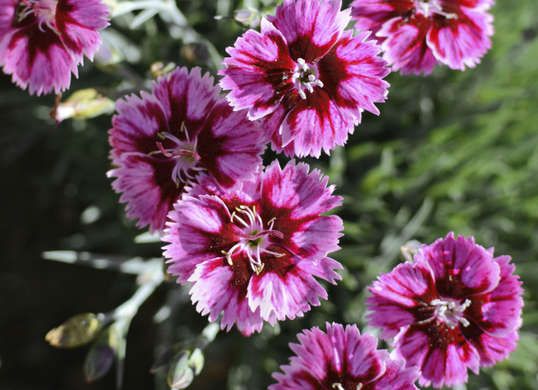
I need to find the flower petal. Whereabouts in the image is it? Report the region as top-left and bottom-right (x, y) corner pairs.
(268, 0), (351, 61)
(220, 19), (295, 121)
(427, 6), (493, 70)
(378, 15), (437, 75)
(415, 232), (501, 296)
(368, 262), (435, 338)
(261, 161), (343, 218)
(197, 101), (266, 188)
(163, 195), (233, 282)
(351, 0), (415, 35)
(189, 258), (264, 336)
(247, 268), (326, 323)
(56, 0), (109, 59)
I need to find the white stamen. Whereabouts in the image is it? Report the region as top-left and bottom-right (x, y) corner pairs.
(429, 298), (472, 329)
(220, 203), (285, 274)
(149, 124), (201, 185)
(415, 0), (457, 19)
(291, 57), (324, 100)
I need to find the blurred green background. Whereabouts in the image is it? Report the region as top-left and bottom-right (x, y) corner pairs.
(1, 0), (537, 389)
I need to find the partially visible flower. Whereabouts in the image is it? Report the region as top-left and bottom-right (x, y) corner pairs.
(163, 161), (344, 335)
(270, 323), (418, 390)
(367, 233), (523, 388)
(108, 67), (265, 232)
(351, 0), (494, 74)
(0, 0), (109, 95)
(220, 0), (389, 158)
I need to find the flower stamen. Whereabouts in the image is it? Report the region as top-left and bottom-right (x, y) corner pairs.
(221, 204), (285, 275)
(291, 58), (324, 100)
(17, 0), (60, 32)
(415, 0), (457, 19)
(430, 298), (471, 329)
(149, 123), (203, 186)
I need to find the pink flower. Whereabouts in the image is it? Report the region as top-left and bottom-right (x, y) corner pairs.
(0, 0), (109, 95)
(351, 0), (494, 74)
(367, 233), (523, 388)
(220, 0), (389, 158)
(163, 161), (344, 335)
(270, 323), (418, 390)
(108, 67), (266, 232)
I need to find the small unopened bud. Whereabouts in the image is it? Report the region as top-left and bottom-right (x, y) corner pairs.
(400, 240), (423, 262)
(83, 324), (122, 382)
(234, 8), (261, 28)
(45, 313), (104, 348)
(51, 89), (115, 123)
(167, 352), (194, 390)
(180, 43), (210, 64)
(150, 62), (177, 79)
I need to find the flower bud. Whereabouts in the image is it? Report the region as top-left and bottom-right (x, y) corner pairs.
(51, 89), (115, 123)
(45, 313), (103, 348)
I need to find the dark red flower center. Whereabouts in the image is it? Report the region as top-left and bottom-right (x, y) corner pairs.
(17, 0), (59, 30)
(221, 204), (284, 275)
(150, 124), (203, 186)
(290, 58), (324, 100)
(414, 0), (458, 19)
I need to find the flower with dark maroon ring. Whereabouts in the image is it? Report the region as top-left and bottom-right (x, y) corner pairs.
(351, 0), (494, 74)
(0, 0), (109, 95)
(367, 232), (523, 388)
(108, 67), (266, 232)
(269, 323), (419, 390)
(163, 161), (344, 336)
(220, 0), (390, 158)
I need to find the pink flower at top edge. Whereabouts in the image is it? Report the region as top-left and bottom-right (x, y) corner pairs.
(220, 0), (389, 158)
(0, 0), (109, 95)
(163, 161), (344, 335)
(108, 67), (266, 232)
(367, 232), (523, 388)
(351, 0), (494, 74)
(270, 322), (418, 390)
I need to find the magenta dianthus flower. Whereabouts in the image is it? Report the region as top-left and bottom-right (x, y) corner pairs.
(108, 67), (265, 232)
(163, 161), (344, 335)
(0, 0), (109, 95)
(351, 0), (494, 74)
(220, 0), (390, 158)
(367, 233), (523, 388)
(270, 323), (418, 390)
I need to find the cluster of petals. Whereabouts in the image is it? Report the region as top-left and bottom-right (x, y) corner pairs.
(351, 0), (495, 74)
(270, 322), (418, 390)
(0, 0), (109, 95)
(220, 0), (390, 158)
(108, 67), (265, 232)
(367, 233), (523, 388)
(163, 161), (344, 335)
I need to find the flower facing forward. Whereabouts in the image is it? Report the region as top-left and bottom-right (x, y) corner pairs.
(220, 0), (389, 158)
(163, 161), (344, 335)
(367, 233), (523, 388)
(109, 67), (265, 232)
(352, 0), (494, 74)
(0, 0), (109, 95)
(270, 323), (418, 390)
